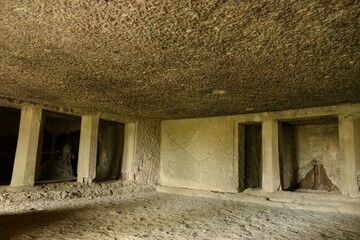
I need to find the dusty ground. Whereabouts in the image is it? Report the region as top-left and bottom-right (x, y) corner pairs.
(0, 191), (359, 240)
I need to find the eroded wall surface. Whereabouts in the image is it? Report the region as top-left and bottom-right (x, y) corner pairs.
(132, 119), (161, 185)
(160, 117), (238, 193)
(282, 124), (340, 190)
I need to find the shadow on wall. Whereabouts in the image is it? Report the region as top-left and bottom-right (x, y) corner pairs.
(96, 119), (125, 182)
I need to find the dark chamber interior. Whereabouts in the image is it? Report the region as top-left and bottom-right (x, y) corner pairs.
(279, 117), (340, 192)
(38, 112), (81, 183)
(0, 107), (20, 185)
(239, 124), (262, 192)
(96, 119), (125, 182)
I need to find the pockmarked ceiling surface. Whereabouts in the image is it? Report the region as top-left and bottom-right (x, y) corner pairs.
(0, 0), (359, 119)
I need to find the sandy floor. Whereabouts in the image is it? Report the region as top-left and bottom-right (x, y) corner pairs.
(0, 192), (359, 240)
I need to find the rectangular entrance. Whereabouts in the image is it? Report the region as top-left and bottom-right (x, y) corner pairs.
(239, 124), (262, 192)
(95, 119), (125, 182)
(0, 107), (21, 185)
(279, 117), (340, 192)
(37, 111), (81, 183)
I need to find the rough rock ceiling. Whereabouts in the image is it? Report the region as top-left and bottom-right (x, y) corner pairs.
(0, 0), (359, 119)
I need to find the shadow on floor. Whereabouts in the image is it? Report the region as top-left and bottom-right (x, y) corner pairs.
(0, 208), (83, 240)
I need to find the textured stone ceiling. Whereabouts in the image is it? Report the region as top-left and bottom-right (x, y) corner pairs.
(0, 0), (359, 119)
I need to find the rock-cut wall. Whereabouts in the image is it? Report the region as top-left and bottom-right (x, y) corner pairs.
(132, 119), (161, 185)
(160, 116), (238, 193)
(281, 123), (340, 190)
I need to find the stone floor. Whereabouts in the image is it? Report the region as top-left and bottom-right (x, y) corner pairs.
(0, 192), (359, 240)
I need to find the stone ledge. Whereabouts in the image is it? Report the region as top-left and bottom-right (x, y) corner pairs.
(157, 185), (360, 215)
(0, 180), (154, 203)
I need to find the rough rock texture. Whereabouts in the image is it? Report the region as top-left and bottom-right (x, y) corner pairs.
(161, 116), (238, 193)
(0, 181), (152, 204)
(44, 113), (81, 135)
(39, 145), (76, 182)
(133, 119), (161, 185)
(0, 192), (359, 239)
(299, 163), (340, 191)
(0, 1), (359, 119)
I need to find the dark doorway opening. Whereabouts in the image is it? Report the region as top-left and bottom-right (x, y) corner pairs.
(95, 119), (125, 182)
(37, 112), (81, 183)
(239, 124), (262, 192)
(279, 117), (340, 192)
(0, 107), (21, 185)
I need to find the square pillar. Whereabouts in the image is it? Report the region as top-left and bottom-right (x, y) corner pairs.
(121, 123), (137, 181)
(11, 106), (43, 187)
(262, 119), (281, 192)
(339, 116), (360, 197)
(77, 115), (99, 183)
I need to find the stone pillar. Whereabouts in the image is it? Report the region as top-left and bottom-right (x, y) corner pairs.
(11, 106), (43, 187)
(237, 124), (246, 192)
(121, 123), (137, 180)
(77, 115), (99, 183)
(262, 119), (281, 192)
(339, 116), (360, 197)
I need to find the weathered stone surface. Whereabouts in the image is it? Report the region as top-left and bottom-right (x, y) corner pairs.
(160, 105), (360, 193)
(0, 1), (359, 119)
(262, 119), (281, 192)
(11, 106), (43, 187)
(160, 116), (238, 193)
(281, 122), (340, 190)
(339, 116), (360, 196)
(299, 163), (339, 191)
(39, 145), (76, 182)
(0, 181), (153, 203)
(133, 119), (161, 185)
(77, 115), (99, 183)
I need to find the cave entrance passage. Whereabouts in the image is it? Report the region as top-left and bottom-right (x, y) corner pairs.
(238, 123), (262, 192)
(279, 117), (340, 192)
(95, 119), (125, 182)
(0, 107), (21, 185)
(37, 111), (81, 184)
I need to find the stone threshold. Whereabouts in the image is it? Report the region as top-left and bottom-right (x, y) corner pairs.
(157, 185), (360, 215)
(0, 180), (153, 203)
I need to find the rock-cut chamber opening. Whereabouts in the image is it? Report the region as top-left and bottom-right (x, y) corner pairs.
(37, 111), (81, 183)
(280, 117), (340, 192)
(0, 106), (20, 185)
(95, 119), (125, 182)
(238, 123), (262, 192)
